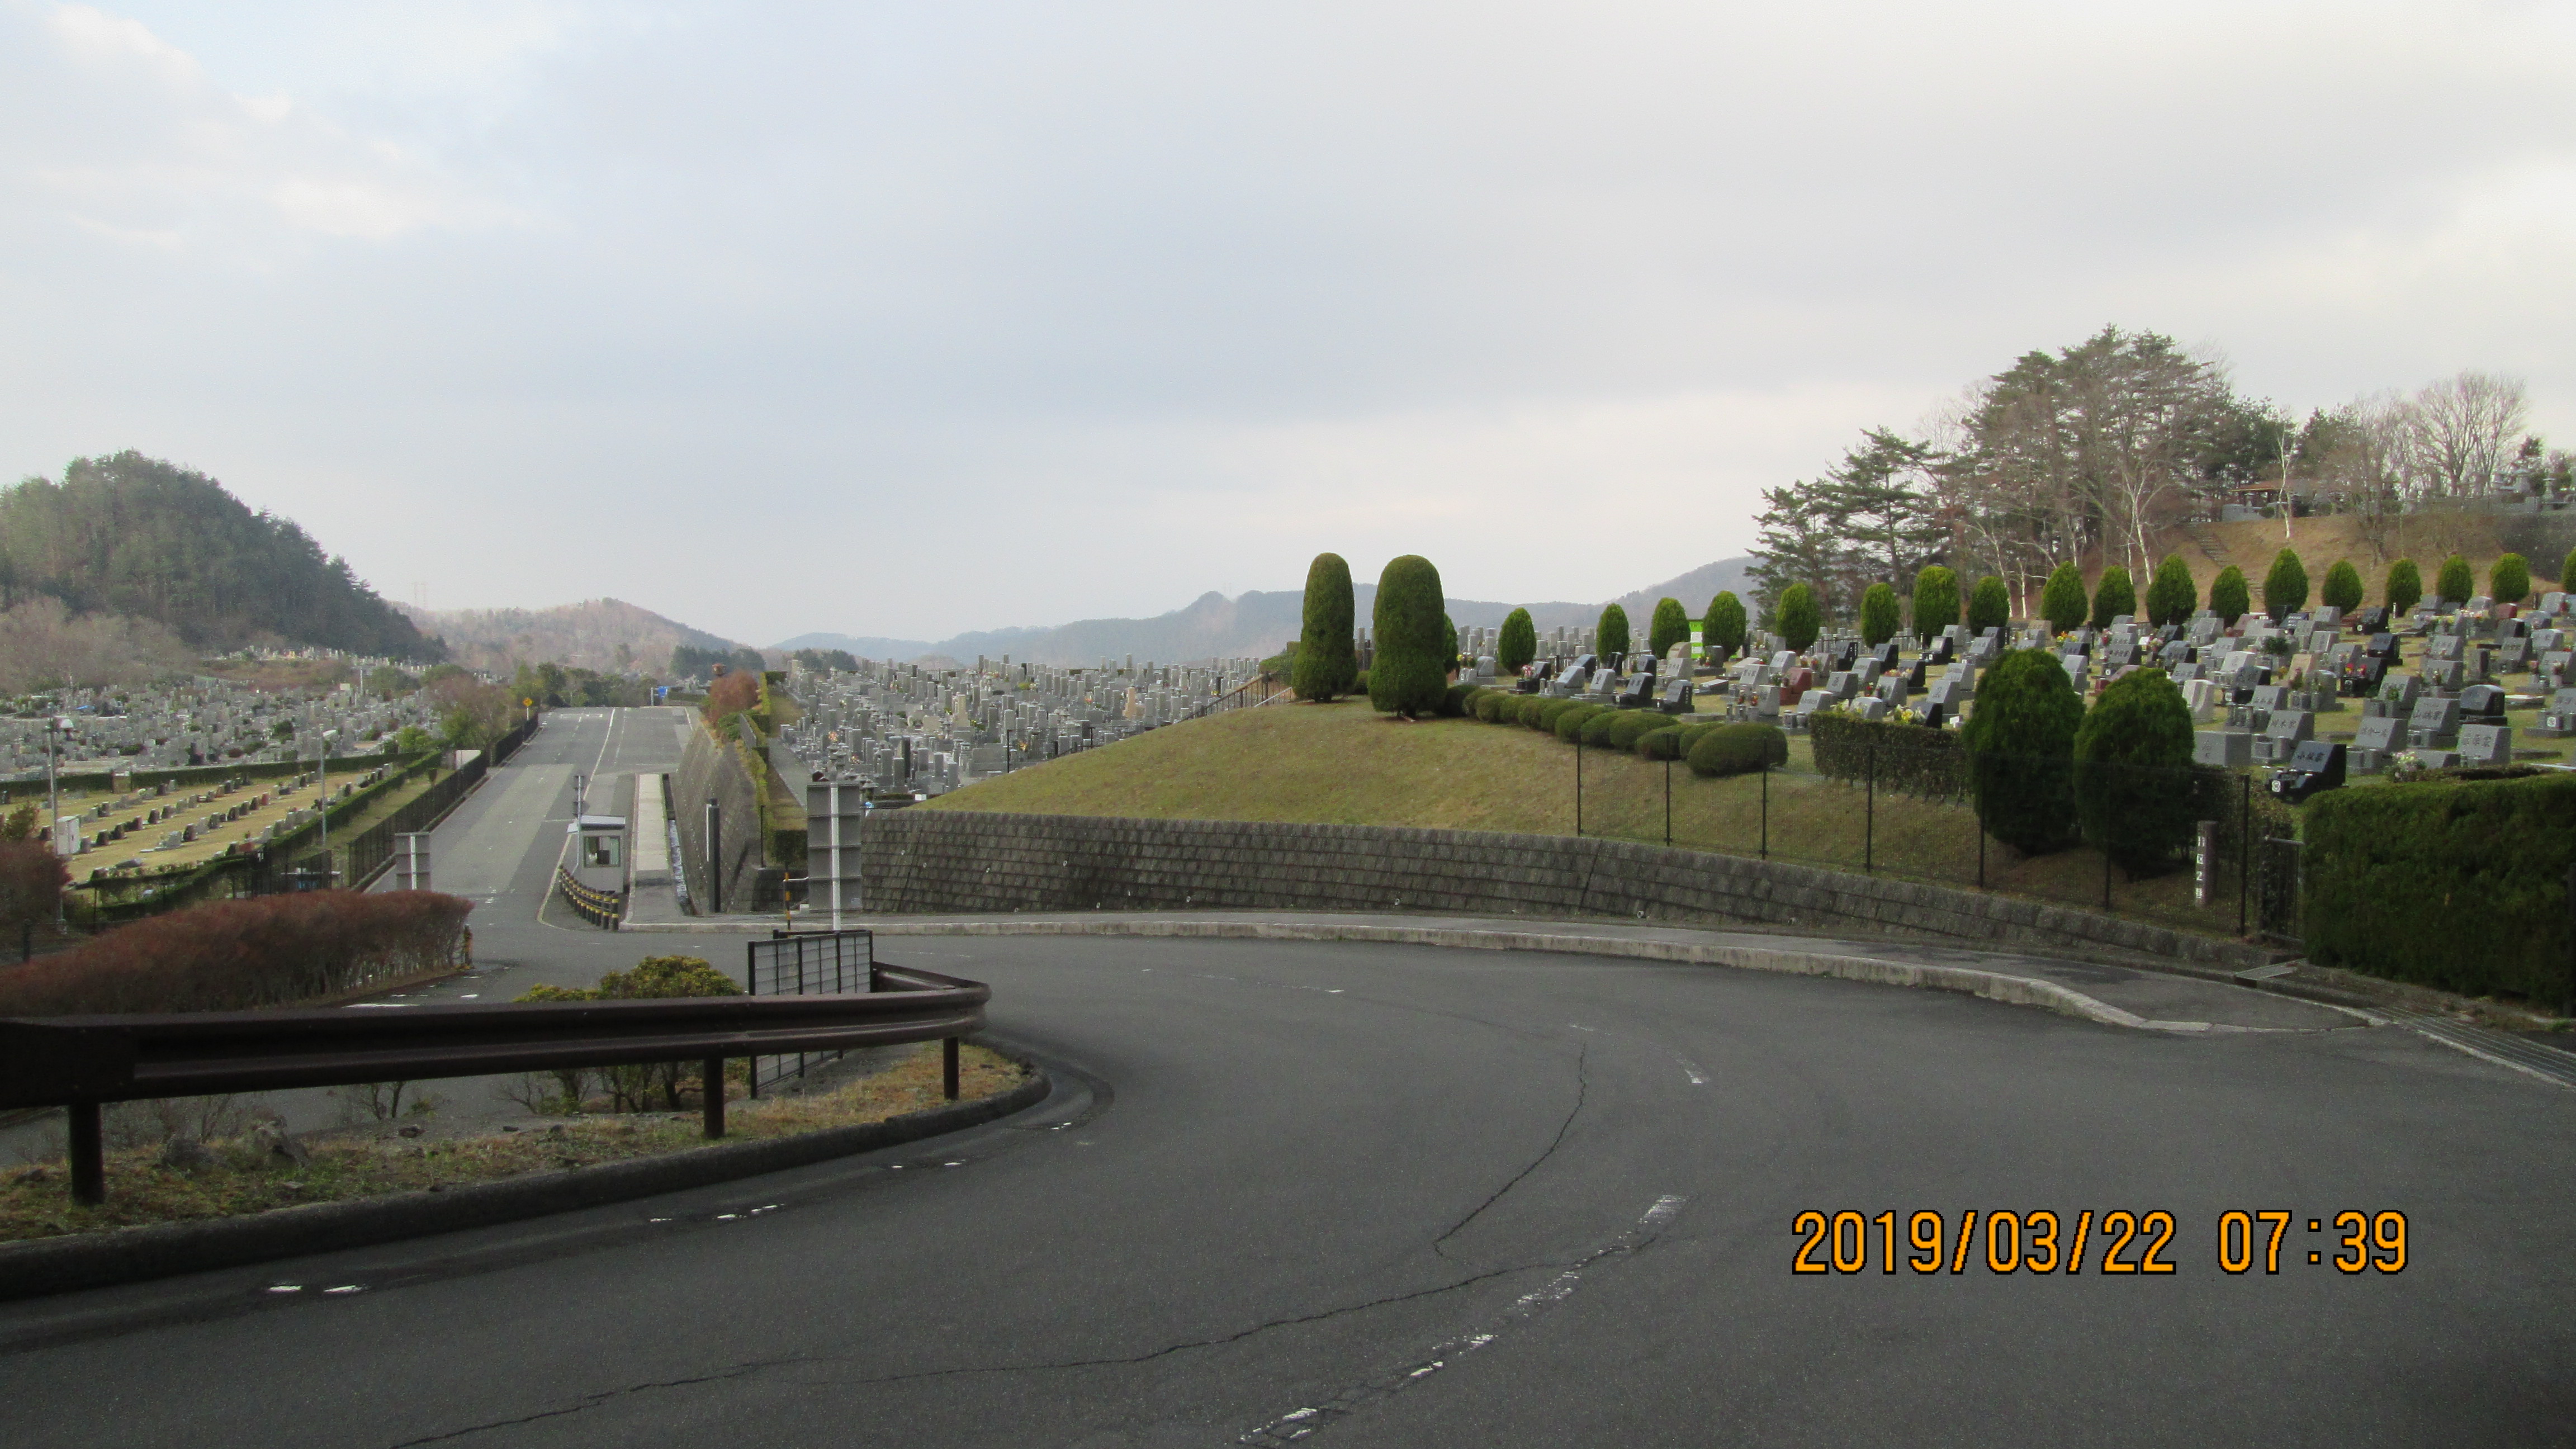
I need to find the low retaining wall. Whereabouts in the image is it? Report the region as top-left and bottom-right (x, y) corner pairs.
(859, 812), (2269, 969)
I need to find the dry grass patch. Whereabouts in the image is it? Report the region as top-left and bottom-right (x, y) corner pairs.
(0, 1042), (1026, 1244)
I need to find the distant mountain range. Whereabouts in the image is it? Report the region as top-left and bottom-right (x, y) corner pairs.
(776, 557), (1755, 666)
(399, 598), (738, 675)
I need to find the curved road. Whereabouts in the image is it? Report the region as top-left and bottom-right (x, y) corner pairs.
(3, 711), (2571, 1446)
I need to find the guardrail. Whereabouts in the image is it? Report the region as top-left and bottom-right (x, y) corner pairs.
(0, 964), (991, 1205)
(555, 865), (626, 929)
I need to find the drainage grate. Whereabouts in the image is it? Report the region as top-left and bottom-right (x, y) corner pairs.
(2384, 1010), (2576, 1090)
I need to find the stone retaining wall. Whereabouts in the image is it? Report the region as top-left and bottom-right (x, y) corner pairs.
(858, 811), (2268, 968)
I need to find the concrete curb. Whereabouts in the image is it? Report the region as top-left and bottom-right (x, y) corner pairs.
(861, 917), (2248, 1034)
(0, 1064), (1050, 1303)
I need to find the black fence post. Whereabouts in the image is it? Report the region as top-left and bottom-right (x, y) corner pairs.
(1574, 736), (1583, 838)
(1664, 759), (1672, 847)
(1864, 743), (1875, 874)
(2564, 864), (2576, 1016)
(1760, 766), (1769, 859)
(943, 1036), (960, 1101)
(703, 1058), (726, 1138)
(68, 1101), (102, 1206)
(2238, 775), (2252, 937)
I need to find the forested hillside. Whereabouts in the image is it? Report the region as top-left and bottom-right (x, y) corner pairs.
(400, 597), (738, 675)
(0, 453), (440, 661)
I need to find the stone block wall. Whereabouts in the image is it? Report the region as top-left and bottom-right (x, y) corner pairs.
(673, 722), (775, 913)
(856, 811), (2267, 968)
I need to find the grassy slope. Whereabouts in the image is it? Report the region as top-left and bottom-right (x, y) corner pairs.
(924, 698), (2224, 927)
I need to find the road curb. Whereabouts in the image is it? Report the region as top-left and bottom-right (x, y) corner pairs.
(865, 917), (2247, 1034)
(0, 1061), (1049, 1303)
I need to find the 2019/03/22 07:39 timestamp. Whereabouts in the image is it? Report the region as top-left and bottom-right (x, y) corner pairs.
(1790, 1209), (2409, 1275)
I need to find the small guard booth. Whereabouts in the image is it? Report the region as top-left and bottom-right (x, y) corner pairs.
(568, 814), (628, 891)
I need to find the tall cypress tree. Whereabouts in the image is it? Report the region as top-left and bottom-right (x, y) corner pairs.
(2039, 563), (2089, 636)
(2492, 553), (2531, 607)
(1911, 565), (1959, 639)
(2264, 548), (2309, 621)
(2383, 559), (2422, 617)
(2090, 565), (2135, 629)
(1704, 592), (1747, 662)
(2144, 555), (2198, 627)
(1860, 583), (1900, 646)
(1777, 584), (1821, 651)
(2209, 566), (2251, 626)
(1292, 552), (1357, 702)
(1497, 607), (1537, 674)
(1968, 575), (2010, 636)
(1648, 597), (1691, 661)
(2319, 560), (2364, 613)
(2436, 554), (2473, 606)
(1369, 555), (1450, 717)
(1597, 603), (1631, 660)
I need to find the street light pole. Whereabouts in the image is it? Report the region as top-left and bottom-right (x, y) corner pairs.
(45, 716), (69, 925)
(319, 728), (340, 882)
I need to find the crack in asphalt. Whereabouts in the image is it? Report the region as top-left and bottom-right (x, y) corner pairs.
(381, 1266), (1547, 1445)
(1431, 1043), (1588, 1259)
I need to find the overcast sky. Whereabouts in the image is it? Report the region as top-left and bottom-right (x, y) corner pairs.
(3, 2), (2571, 646)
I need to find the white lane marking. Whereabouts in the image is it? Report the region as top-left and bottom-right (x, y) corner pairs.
(1670, 1053), (1708, 1086)
(1237, 1195), (1687, 1445)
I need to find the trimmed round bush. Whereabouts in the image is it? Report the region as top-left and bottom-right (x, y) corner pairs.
(2073, 667), (2196, 872)
(2320, 559), (2364, 613)
(2436, 554), (2474, 607)
(1704, 591), (1746, 662)
(1597, 604), (1631, 661)
(1473, 690), (1510, 723)
(1959, 647), (2082, 855)
(2144, 555), (2197, 627)
(1776, 583), (1821, 652)
(1442, 614), (1460, 674)
(1860, 582), (1900, 646)
(1603, 711), (1666, 752)
(1968, 575), (2010, 636)
(2090, 565), (2135, 629)
(1637, 722), (1722, 761)
(2384, 559), (2421, 617)
(2492, 553), (2532, 607)
(1687, 723), (1787, 778)
(1554, 703), (1608, 742)
(1292, 552), (1358, 702)
(1440, 682), (1479, 717)
(2040, 562), (2087, 636)
(1351, 670), (1367, 698)
(1498, 607), (1536, 674)
(2263, 548), (2308, 621)
(1368, 555), (1449, 717)
(2562, 548), (2576, 592)
(1911, 565), (1959, 638)
(2209, 566), (2250, 626)
(1578, 710), (1623, 747)
(1648, 597), (1691, 661)
(1530, 697), (1580, 730)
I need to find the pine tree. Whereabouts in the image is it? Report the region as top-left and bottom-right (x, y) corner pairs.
(2383, 560), (2422, 617)
(2089, 565), (2136, 629)
(1910, 565), (1959, 639)
(1647, 597), (1691, 661)
(2263, 549), (2308, 621)
(2039, 563), (2088, 636)
(1597, 604), (1632, 660)
(1497, 607), (1537, 674)
(1292, 552), (1357, 702)
(2319, 560), (2364, 613)
(1368, 556), (1450, 717)
(1860, 583), (1900, 646)
(1777, 584), (1821, 651)
(1968, 575), (2010, 636)
(2209, 566), (2251, 626)
(1704, 593), (1746, 662)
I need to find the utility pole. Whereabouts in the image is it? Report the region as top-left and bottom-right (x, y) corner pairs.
(318, 728), (340, 882)
(45, 716), (69, 925)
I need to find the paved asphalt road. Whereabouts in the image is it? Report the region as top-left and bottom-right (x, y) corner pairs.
(4, 709), (2573, 1446)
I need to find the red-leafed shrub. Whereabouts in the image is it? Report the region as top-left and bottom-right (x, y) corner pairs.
(0, 889), (472, 1016)
(0, 840), (68, 932)
(702, 670), (761, 724)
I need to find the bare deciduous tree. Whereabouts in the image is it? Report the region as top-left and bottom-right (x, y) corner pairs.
(2404, 370), (2529, 500)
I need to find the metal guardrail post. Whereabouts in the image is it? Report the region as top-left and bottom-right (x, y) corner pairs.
(943, 1036), (960, 1101)
(68, 1101), (102, 1206)
(703, 1057), (725, 1138)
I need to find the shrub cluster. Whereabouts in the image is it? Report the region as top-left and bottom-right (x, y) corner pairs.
(0, 839), (68, 932)
(0, 889), (473, 1016)
(1808, 712), (1968, 800)
(517, 955), (742, 1111)
(2304, 774), (2576, 1001)
(1687, 723), (1787, 778)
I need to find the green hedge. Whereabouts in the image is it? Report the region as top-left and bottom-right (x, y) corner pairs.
(2305, 774), (2576, 1001)
(1554, 704), (1609, 741)
(1808, 711), (1968, 800)
(1636, 723), (1718, 760)
(1474, 690), (1512, 723)
(1602, 711), (1667, 751)
(1688, 723), (1786, 778)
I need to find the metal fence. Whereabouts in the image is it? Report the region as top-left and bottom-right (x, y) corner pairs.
(744, 928), (877, 1092)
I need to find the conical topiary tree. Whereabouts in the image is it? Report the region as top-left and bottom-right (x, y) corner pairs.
(1704, 591), (1746, 663)
(2210, 565), (2251, 627)
(1368, 555), (1450, 717)
(1911, 565), (1959, 640)
(2320, 559), (2364, 614)
(1960, 647), (2083, 856)
(1497, 607), (1537, 674)
(1860, 582), (1900, 646)
(1777, 584), (1821, 652)
(2436, 554), (2474, 607)
(1442, 614), (1460, 674)
(2263, 548), (2308, 621)
(2090, 565), (2136, 629)
(1648, 596), (1691, 661)
(2144, 555), (2197, 627)
(1968, 575), (2010, 637)
(2073, 667), (2196, 872)
(1597, 603), (1631, 661)
(2492, 553), (2532, 607)
(2562, 548), (2576, 593)
(2384, 559), (2422, 617)
(1292, 552), (1358, 702)
(2039, 562), (2088, 636)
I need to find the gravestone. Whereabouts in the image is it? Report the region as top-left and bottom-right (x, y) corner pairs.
(2194, 730), (2254, 768)
(2457, 722), (2513, 766)
(2459, 684), (2507, 723)
(2408, 695), (2462, 750)
(2423, 660), (2465, 693)
(2352, 715), (2403, 753)
(2534, 689), (2576, 737)
(2267, 740), (2347, 804)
